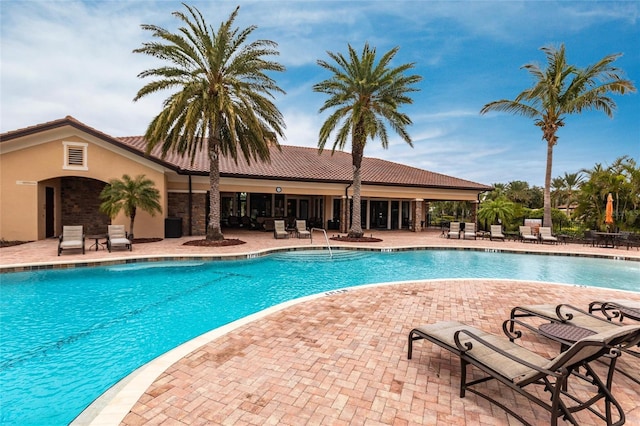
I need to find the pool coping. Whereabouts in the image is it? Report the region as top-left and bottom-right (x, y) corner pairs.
(2, 243), (639, 273)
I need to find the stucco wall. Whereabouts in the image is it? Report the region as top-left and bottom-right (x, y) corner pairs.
(1, 130), (167, 240)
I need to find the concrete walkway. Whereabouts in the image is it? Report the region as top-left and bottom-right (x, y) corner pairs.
(2, 229), (639, 425)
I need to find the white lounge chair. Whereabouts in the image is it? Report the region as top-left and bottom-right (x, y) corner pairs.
(295, 220), (311, 238)
(489, 225), (504, 241)
(273, 220), (288, 239)
(519, 226), (538, 243)
(448, 222), (461, 239)
(107, 225), (132, 252)
(463, 222), (476, 240)
(58, 225), (85, 256)
(539, 227), (558, 244)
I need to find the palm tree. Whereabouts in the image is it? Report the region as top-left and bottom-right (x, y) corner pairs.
(313, 43), (421, 237)
(99, 174), (162, 238)
(480, 44), (636, 228)
(560, 172), (584, 217)
(478, 198), (515, 228)
(133, 4), (285, 241)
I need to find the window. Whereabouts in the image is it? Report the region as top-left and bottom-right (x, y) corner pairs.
(63, 142), (88, 171)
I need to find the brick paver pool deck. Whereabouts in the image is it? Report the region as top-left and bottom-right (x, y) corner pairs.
(2, 229), (639, 425)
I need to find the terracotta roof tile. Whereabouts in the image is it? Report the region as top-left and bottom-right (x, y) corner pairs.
(1, 116), (491, 191)
(117, 136), (490, 190)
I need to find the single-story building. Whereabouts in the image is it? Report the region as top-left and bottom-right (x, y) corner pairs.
(0, 116), (492, 241)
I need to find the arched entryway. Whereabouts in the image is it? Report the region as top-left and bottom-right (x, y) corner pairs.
(41, 176), (111, 238)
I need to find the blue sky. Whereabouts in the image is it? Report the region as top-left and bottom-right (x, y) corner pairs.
(1, 1), (638, 187)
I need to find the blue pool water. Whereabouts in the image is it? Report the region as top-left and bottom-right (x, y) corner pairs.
(1, 249), (639, 424)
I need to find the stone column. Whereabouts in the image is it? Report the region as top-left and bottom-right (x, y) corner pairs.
(411, 199), (424, 232)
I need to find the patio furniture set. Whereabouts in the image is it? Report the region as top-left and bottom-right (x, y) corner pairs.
(58, 224), (132, 256)
(273, 219), (311, 239)
(409, 299), (640, 426)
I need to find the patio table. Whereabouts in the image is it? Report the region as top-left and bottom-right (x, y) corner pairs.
(87, 234), (107, 251)
(538, 322), (597, 352)
(594, 232), (622, 248)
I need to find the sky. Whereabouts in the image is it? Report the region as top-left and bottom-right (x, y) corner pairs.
(1, 0), (639, 187)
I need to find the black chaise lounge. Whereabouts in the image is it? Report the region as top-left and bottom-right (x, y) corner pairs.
(589, 300), (640, 323)
(408, 320), (640, 426)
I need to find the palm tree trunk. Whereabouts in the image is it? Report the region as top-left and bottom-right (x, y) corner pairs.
(543, 141), (554, 228)
(349, 166), (363, 238)
(129, 208), (136, 239)
(207, 126), (225, 241)
(349, 137), (364, 238)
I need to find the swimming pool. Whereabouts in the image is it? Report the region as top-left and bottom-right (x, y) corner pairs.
(1, 249), (639, 424)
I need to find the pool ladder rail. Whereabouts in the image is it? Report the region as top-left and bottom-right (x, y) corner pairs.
(310, 228), (333, 258)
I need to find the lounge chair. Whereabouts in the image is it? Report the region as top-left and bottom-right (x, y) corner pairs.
(519, 226), (538, 243)
(58, 225), (85, 256)
(447, 222), (461, 239)
(107, 225), (132, 252)
(295, 220), (311, 239)
(273, 220), (288, 239)
(408, 320), (640, 426)
(539, 227), (558, 244)
(489, 225), (504, 241)
(509, 303), (639, 370)
(463, 222), (476, 240)
(589, 300), (640, 322)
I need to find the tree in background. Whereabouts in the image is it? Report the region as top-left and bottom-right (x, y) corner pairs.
(314, 43), (421, 238)
(575, 156), (639, 230)
(99, 174), (162, 238)
(478, 198), (515, 228)
(134, 5), (285, 241)
(551, 172), (584, 217)
(480, 44), (636, 229)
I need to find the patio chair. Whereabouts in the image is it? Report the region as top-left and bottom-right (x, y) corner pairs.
(489, 225), (504, 241)
(447, 222), (461, 239)
(273, 220), (288, 239)
(463, 222), (476, 240)
(107, 225), (132, 252)
(58, 225), (85, 256)
(408, 320), (640, 426)
(519, 226), (538, 243)
(539, 227), (558, 244)
(589, 300), (640, 322)
(582, 230), (597, 247)
(295, 220), (311, 238)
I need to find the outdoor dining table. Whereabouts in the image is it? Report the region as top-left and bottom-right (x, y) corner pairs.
(594, 232), (622, 248)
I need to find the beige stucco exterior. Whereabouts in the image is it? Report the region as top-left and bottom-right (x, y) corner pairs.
(1, 118), (490, 241)
(1, 127), (167, 241)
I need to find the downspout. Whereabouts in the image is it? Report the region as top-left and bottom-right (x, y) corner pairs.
(188, 174), (193, 236)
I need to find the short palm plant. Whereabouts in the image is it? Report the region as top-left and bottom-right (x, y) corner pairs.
(99, 174), (162, 238)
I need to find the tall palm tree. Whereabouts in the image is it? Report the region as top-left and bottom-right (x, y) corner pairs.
(99, 174), (162, 238)
(313, 43), (421, 237)
(480, 44), (635, 228)
(133, 4), (285, 241)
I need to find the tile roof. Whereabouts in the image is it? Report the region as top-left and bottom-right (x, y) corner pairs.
(118, 136), (491, 190)
(1, 116), (491, 191)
